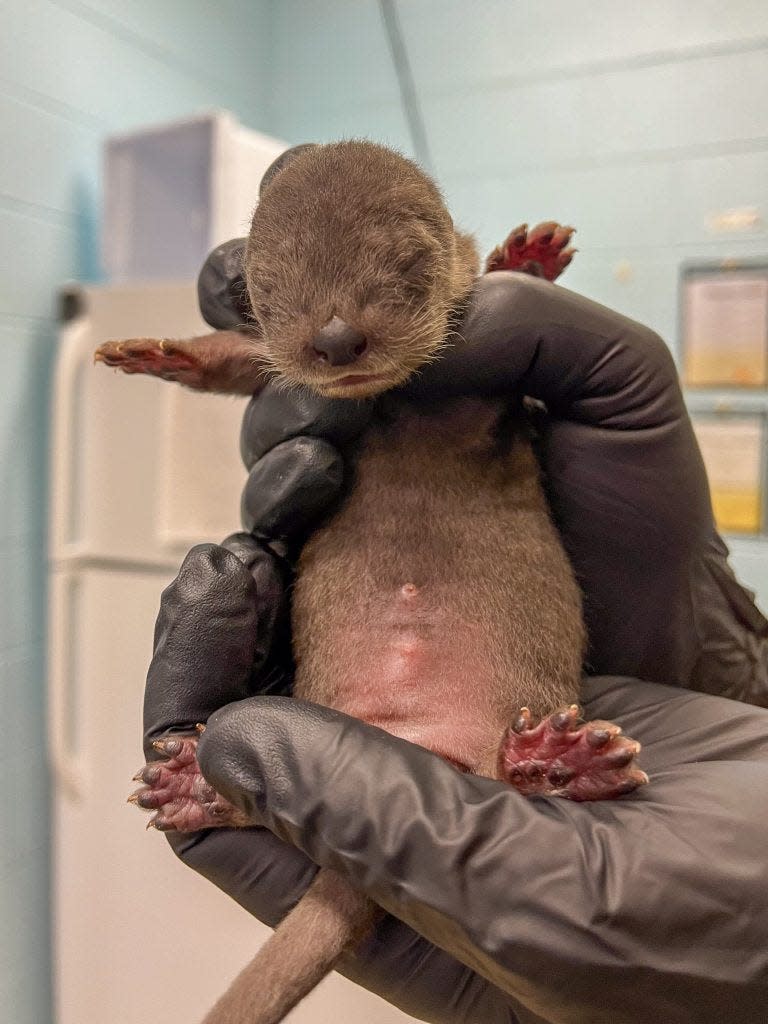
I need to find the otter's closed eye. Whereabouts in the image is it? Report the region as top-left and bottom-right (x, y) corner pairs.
(258, 282), (274, 296)
(396, 249), (432, 278)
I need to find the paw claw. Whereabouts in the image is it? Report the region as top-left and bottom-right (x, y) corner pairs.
(534, 229), (554, 246)
(551, 705), (580, 731)
(511, 708), (532, 733)
(137, 788), (163, 810)
(614, 776), (645, 796)
(153, 737), (183, 757)
(602, 747), (636, 770)
(585, 726), (619, 748)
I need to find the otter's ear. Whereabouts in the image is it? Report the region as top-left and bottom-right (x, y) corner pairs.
(259, 143), (319, 196)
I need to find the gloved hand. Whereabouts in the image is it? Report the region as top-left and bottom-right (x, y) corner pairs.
(143, 252), (768, 1023)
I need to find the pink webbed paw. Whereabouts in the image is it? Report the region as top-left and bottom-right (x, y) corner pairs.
(484, 222), (576, 281)
(95, 337), (205, 388)
(129, 730), (250, 832)
(497, 705), (648, 801)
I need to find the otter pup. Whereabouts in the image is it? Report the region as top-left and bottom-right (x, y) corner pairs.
(99, 141), (645, 1024)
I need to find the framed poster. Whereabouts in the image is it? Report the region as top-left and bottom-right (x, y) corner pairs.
(691, 411), (766, 535)
(681, 262), (768, 388)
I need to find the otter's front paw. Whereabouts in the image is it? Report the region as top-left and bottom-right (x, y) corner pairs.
(129, 731), (250, 832)
(497, 704), (648, 801)
(95, 337), (204, 386)
(484, 222), (576, 281)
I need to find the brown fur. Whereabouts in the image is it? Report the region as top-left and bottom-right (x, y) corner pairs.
(293, 399), (583, 772)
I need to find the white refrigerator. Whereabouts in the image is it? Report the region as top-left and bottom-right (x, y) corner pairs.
(48, 282), (416, 1023)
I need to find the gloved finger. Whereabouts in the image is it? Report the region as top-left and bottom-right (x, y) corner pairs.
(219, 531), (292, 694)
(143, 542), (282, 754)
(539, 414), (713, 688)
(408, 272), (680, 431)
(239, 382), (373, 469)
(241, 437), (344, 538)
(196, 685), (768, 1023)
(220, 530), (287, 612)
(165, 825), (518, 1023)
(197, 238), (252, 330)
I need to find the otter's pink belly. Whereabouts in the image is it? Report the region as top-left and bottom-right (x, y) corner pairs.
(325, 585), (502, 772)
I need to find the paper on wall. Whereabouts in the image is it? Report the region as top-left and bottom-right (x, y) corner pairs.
(692, 415), (764, 533)
(683, 273), (768, 387)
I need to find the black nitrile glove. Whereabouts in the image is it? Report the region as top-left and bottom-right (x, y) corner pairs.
(197, 238), (251, 331)
(142, 252), (768, 1023)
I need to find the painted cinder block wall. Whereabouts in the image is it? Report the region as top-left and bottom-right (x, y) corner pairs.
(1, 2), (767, 1021)
(0, 3), (269, 1021)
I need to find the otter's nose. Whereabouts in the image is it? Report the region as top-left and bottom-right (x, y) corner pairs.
(311, 317), (368, 366)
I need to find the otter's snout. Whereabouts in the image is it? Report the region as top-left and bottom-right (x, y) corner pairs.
(311, 317), (368, 366)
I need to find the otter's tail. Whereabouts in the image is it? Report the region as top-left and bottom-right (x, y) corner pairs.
(201, 868), (377, 1024)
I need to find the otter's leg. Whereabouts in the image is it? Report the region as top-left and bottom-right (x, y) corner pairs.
(129, 731), (251, 831)
(95, 330), (267, 395)
(484, 221), (576, 280)
(497, 705), (648, 801)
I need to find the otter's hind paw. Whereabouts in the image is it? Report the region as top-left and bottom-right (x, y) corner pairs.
(498, 704), (648, 801)
(129, 732), (250, 832)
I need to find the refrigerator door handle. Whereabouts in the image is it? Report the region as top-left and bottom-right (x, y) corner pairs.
(48, 571), (87, 800)
(50, 295), (88, 557)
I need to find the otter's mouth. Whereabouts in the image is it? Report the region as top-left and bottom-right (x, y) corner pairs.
(314, 372), (395, 398)
(329, 373), (387, 387)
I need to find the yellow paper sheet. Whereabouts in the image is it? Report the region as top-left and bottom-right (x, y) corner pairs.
(692, 416), (764, 534)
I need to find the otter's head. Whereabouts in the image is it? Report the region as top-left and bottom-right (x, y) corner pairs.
(245, 141), (478, 399)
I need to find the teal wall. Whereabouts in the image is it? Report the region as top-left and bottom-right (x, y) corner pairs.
(1, 3), (767, 1021)
(0, 2), (269, 1021)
